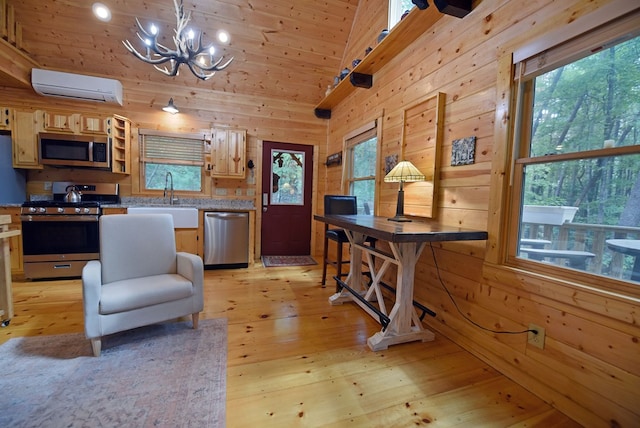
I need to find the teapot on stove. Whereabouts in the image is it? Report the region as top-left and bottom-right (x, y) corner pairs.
(64, 185), (82, 203)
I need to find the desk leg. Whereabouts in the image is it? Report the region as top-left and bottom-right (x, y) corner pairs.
(329, 230), (366, 305)
(367, 242), (435, 351)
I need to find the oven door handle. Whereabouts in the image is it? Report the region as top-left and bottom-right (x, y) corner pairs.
(21, 215), (100, 222)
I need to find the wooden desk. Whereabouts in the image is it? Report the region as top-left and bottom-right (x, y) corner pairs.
(606, 239), (640, 282)
(314, 214), (488, 351)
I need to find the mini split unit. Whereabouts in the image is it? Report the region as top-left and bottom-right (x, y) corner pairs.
(31, 68), (123, 106)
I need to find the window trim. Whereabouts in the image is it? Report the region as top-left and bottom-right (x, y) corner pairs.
(488, 5), (640, 298)
(342, 119), (381, 214)
(138, 129), (207, 195)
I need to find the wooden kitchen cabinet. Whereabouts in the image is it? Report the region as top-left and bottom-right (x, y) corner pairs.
(208, 127), (246, 178)
(79, 114), (107, 134)
(101, 208), (127, 215)
(0, 107), (11, 130)
(0, 208), (23, 277)
(107, 115), (130, 175)
(39, 110), (108, 136)
(11, 110), (42, 169)
(39, 110), (77, 133)
(175, 229), (199, 255)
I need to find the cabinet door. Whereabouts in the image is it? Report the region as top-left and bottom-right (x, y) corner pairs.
(211, 128), (230, 176)
(80, 114), (107, 134)
(40, 110), (77, 133)
(226, 130), (246, 178)
(175, 229), (198, 254)
(12, 110), (42, 169)
(210, 128), (246, 178)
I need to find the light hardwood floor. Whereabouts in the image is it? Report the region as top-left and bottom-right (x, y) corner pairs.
(1, 262), (581, 427)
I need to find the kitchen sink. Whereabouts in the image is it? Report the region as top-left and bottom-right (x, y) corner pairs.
(127, 207), (199, 228)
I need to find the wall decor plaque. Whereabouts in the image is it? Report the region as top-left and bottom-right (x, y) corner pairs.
(325, 152), (342, 166)
(451, 136), (476, 166)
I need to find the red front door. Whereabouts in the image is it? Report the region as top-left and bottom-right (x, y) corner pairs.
(261, 141), (313, 256)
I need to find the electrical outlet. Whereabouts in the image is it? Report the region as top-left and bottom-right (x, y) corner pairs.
(528, 323), (545, 349)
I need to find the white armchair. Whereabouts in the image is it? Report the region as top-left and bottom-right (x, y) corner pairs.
(82, 213), (204, 356)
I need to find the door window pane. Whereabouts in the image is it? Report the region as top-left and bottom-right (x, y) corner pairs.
(271, 149), (305, 205)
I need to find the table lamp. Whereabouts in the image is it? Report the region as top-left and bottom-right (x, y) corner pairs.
(384, 160), (426, 222)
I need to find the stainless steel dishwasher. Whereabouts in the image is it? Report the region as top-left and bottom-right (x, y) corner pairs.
(204, 211), (249, 269)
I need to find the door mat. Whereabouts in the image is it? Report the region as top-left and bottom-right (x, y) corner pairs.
(262, 255), (317, 267)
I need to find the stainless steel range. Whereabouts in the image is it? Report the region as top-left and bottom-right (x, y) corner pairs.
(20, 182), (119, 280)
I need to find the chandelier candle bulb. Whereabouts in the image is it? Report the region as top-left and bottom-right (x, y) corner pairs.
(123, 0), (233, 80)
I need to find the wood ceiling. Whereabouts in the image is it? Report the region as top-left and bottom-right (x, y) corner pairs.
(1, 0), (359, 106)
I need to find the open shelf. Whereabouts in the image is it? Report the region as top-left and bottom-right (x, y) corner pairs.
(314, 6), (444, 118)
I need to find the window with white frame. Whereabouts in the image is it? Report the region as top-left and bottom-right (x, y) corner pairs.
(139, 131), (205, 193)
(344, 123), (378, 215)
(509, 11), (640, 287)
(388, 0), (416, 30)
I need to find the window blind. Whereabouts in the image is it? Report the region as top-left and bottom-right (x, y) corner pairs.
(345, 120), (377, 147)
(140, 133), (204, 166)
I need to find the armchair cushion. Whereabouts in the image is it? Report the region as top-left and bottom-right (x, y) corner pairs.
(99, 274), (194, 315)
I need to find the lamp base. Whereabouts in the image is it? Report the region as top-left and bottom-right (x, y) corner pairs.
(387, 216), (412, 222)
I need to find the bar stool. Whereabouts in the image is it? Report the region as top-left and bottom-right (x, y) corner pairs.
(321, 195), (357, 290)
(321, 195), (376, 291)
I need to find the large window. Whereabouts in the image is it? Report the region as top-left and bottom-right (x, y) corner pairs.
(510, 12), (640, 286)
(344, 123), (378, 215)
(388, 0), (415, 29)
(139, 131), (205, 193)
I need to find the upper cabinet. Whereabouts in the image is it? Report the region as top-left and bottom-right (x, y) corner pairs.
(80, 114), (108, 135)
(40, 110), (76, 133)
(314, 7), (444, 119)
(11, 110), (42, 169)
(8, 107), (129, 172)
(207, 127), (246, 179)
(39, 110), (108, 135)
(0, 107), (11, 130)
(107, 115), (131, 175)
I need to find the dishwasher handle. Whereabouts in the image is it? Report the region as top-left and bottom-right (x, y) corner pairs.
(205, 212), (248, 220)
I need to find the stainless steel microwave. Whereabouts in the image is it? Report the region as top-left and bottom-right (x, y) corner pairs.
(39, 133), (110, 169)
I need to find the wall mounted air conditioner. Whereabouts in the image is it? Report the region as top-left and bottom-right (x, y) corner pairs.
(31, 69), (123, 106)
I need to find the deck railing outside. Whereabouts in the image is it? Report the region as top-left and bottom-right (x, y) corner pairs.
(521, 222), (640, 281)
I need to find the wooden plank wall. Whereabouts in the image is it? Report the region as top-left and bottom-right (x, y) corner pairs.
(320, 0), (639, 426)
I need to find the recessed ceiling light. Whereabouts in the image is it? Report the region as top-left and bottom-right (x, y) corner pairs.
(92, 3), (112, 22)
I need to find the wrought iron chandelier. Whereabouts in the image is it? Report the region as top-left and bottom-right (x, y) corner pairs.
(123, 0), (233, 80)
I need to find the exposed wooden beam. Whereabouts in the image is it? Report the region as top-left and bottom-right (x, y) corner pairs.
(0, 37), (39, 88)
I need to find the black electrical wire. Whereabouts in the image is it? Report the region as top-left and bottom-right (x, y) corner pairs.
(429, 242), (538, 336)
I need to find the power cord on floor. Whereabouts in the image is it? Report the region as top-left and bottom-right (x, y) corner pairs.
(429, 242), (538, 336)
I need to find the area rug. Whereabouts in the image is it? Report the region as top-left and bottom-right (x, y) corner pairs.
(262, 255), (317, 267)
(0, 318), (227, 428)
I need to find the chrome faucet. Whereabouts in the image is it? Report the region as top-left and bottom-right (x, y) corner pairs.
(164, 171), (176, 205)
